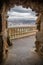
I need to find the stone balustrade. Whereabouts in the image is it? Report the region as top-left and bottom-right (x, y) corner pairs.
(8, 26), (36, 39)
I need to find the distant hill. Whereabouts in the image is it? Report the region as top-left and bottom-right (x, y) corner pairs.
(8, 19), (36, 25)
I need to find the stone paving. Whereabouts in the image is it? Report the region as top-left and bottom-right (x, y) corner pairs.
(4, 35), (43, 65)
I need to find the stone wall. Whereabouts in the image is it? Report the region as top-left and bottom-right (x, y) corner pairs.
(35, 14), (43, 55)
(0, 3), (8, 63)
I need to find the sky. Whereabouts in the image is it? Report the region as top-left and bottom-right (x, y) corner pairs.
(7, 5), (37, 21)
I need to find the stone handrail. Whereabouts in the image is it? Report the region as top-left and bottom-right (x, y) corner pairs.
(8, 26), (36, 39)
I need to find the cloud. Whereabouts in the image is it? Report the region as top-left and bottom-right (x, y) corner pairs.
(8, 11), (31, 17)
(10, 5), (32, 13)
(7, 5), (37, 21)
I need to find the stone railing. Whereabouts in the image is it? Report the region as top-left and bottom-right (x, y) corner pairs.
(8, 26), (37, 39)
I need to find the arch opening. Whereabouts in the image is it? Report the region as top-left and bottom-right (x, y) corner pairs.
(7, 5), (37, 39)
(0, 0), (43, 64)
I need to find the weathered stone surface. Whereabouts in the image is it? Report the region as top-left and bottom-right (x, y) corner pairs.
(36, 32), (43, 42)
(0, 35), (3, 63)
(0, 0), (43, 13)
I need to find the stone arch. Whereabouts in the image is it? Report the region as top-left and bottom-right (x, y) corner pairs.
(0, 0), (43, 63)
